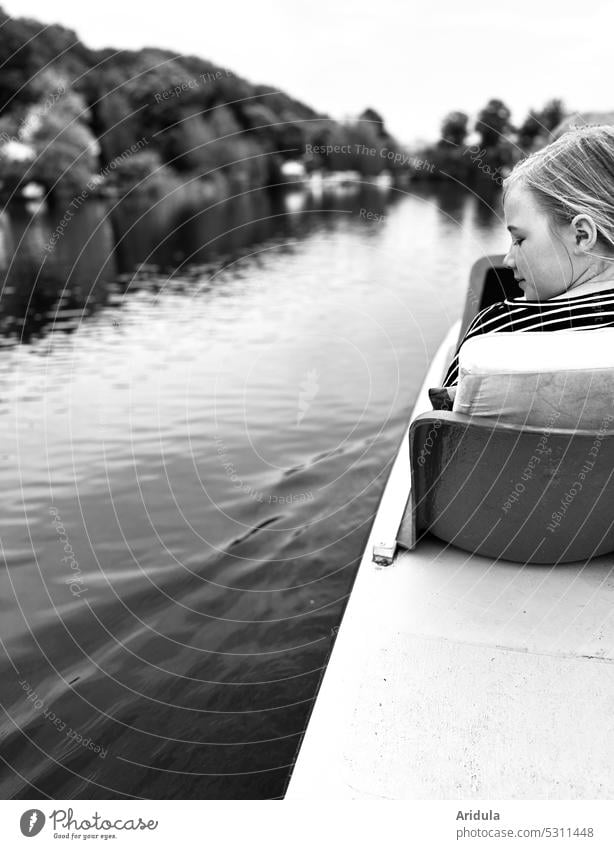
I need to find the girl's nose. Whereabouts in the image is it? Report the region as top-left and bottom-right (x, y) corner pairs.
(503, 248), (516, 269)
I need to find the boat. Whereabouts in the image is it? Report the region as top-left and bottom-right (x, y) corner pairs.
(285, 254), (614, 799)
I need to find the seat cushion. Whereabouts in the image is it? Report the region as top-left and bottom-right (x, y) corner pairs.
(453, 330), (614, 428)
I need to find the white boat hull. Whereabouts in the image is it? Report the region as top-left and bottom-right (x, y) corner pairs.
(286, 321), (614, 799)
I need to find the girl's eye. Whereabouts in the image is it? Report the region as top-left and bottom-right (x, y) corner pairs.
(513, 238), (524, 246)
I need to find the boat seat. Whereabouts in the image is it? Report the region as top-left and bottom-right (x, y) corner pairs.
(406, 411), (614, 564)
(453, 329), (614, 429)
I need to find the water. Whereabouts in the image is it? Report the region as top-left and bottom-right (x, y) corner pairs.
(0, 181), (507, 798)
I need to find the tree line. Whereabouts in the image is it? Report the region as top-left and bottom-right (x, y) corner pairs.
(0, 8), (408, 199)
(417, 98), (566, 183)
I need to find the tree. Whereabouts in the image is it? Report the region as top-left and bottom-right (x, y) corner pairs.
(517, 109), (543, 150)
(105, 149), (165, 189)
(0, 11), (42, 112)
(475, 98), (512, 148)
(359, 108), (386, 138)
(27, 86), (99, 193)
(517, 99), (566, 151)
(539, 98), (565, 133)
(440, 111), (469, 147)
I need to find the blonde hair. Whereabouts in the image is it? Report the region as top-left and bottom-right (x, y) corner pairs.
(503, 125), (614, 254)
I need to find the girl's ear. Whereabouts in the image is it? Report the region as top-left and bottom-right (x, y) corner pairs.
(571, 213), (598, 252)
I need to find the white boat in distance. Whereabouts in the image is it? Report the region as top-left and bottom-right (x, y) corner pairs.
(285, 255), (614, 800)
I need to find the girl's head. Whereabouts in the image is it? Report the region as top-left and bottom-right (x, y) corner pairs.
(502, 125), (614, 300)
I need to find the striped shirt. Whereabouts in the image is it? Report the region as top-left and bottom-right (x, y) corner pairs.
(442, 287), (614, 387)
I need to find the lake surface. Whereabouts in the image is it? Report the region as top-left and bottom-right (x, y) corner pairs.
(0, 180), (507, 799)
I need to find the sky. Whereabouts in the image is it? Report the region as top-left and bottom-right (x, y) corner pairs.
(4, 0), (614, 145)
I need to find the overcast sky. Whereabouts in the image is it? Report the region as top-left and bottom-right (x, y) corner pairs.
(4, 0), (613, 144)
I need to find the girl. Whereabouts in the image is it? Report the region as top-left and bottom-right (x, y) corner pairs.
(432, 125), (614, 409)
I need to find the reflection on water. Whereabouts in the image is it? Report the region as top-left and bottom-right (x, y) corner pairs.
(0, 182), (506, 799)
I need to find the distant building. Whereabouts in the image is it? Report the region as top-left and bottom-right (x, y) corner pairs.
(280, 160), (307, 182)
